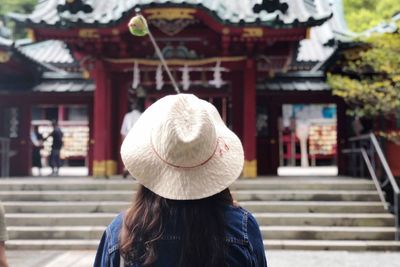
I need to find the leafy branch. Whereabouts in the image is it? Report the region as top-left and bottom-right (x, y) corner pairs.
(328, 34), (400, 118)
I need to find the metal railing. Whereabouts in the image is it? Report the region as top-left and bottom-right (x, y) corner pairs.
(0, 137), (10, 178)
(343, 133), (400, 240)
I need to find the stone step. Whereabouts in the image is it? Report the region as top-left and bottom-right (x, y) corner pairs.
(2, 177), (395, 251)
(0, 178), (376, 191)
(3, 201), (387, 214)
(3, 201), (130, 214)
(0, 191), (135, 202)
(240, 201), (387, 213)
(7, 226), (105, 240)
(255, 213), (394, 227)
(233, 190), (381, 201)
(5, 213), (394, 227)
(6, 239), (400, 251)
(5, 213), (117, 227)
(260, 226), (397, 240)
(6, 240), (99, 250)
(190, 178), (376, 191)
(0, 190), (381, 201)
(264, 240), (400, 251)
(7, 226), (396, 241)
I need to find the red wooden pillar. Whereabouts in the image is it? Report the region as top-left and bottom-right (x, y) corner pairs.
(58, 105), (66, 121)
(92, 60), (116, 177)
(231, 71), (244, 141)
(117, 74), (130, 174)
(242, 59), (257, 177)
(11, 104), (31, 176)
(87, 102), (94, 176)
(0, 98), (31, 176)
(337, 99), (347, 175)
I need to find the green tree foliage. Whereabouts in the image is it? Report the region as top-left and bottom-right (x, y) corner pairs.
(0, 0), (36, 39)
(327, 34), (400, 118)
(343, 0), (400, 32)
(0, 0), (36, 17)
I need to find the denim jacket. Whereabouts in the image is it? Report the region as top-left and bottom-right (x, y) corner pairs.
(94, 205), (267, 267)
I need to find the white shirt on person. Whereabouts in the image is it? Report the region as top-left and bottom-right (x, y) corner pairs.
(120, 109), (142, 136)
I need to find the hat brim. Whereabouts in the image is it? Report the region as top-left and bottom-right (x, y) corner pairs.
(121, 96), (244, 200)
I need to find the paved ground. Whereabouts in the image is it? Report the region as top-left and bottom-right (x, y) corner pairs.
(7, 251), (94, 267)
(6, 250), (400, 267)
(268, 251), (400, 267)
(31, 167), (88, 177)
(278, 166), (338, 176)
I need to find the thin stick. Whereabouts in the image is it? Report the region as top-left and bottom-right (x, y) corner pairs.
(147, 30), (181, 94)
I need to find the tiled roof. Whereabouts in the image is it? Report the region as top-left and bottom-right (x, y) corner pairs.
(360, 13), (400, 36)
(18, 40), (75, 65)
(297, 26), (336, 62)
(0, 35), (89, 92)
(0, 36), (77, 70)
(296, 0), (353, 64)
(9, 0), (332, 28)
(263, 80), (330, 91)
(0, 37), (44, 71)
(257, 71), (330, 91)
(0, 38), (42, 88)
(32, 79), (94, 93)
(0, 25), (12, 39)
(0, 36), (13, 47)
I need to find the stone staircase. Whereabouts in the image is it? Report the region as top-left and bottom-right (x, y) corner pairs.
(1, 177), (400, 250)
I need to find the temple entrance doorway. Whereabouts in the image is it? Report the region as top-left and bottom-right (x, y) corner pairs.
(277, 103), (338, 176)
(30, 104), (90, 176)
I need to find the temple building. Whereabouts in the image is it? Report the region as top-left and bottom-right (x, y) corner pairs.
(1, 0), (352, 177)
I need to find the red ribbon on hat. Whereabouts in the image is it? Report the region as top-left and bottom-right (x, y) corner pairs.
(150, 136), (229, 169)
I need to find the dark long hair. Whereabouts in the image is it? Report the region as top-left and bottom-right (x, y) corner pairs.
(120, 185), (234, 267)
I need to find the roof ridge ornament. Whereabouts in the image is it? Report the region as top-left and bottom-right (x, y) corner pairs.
(160, 44), (198, 60)
(57, 0), (94, 15)
(253, 0), (289, 14)
(10, 0), (332, 29)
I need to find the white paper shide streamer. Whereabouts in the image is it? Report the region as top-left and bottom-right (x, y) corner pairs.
(209, 60), (226, 89)
(181, 65), (190, 91)
(132, 61), (140, 89)
(156, 64), (164, 90)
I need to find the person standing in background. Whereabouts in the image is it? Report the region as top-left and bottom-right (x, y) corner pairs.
(31, 125), (44, 176)
(44, 121), (64, 176)
(0, 202), (9, 267)
(120, 102), (142, 178)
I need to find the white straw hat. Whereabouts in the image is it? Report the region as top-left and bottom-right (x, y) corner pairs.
(121, 94), (244, 200)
